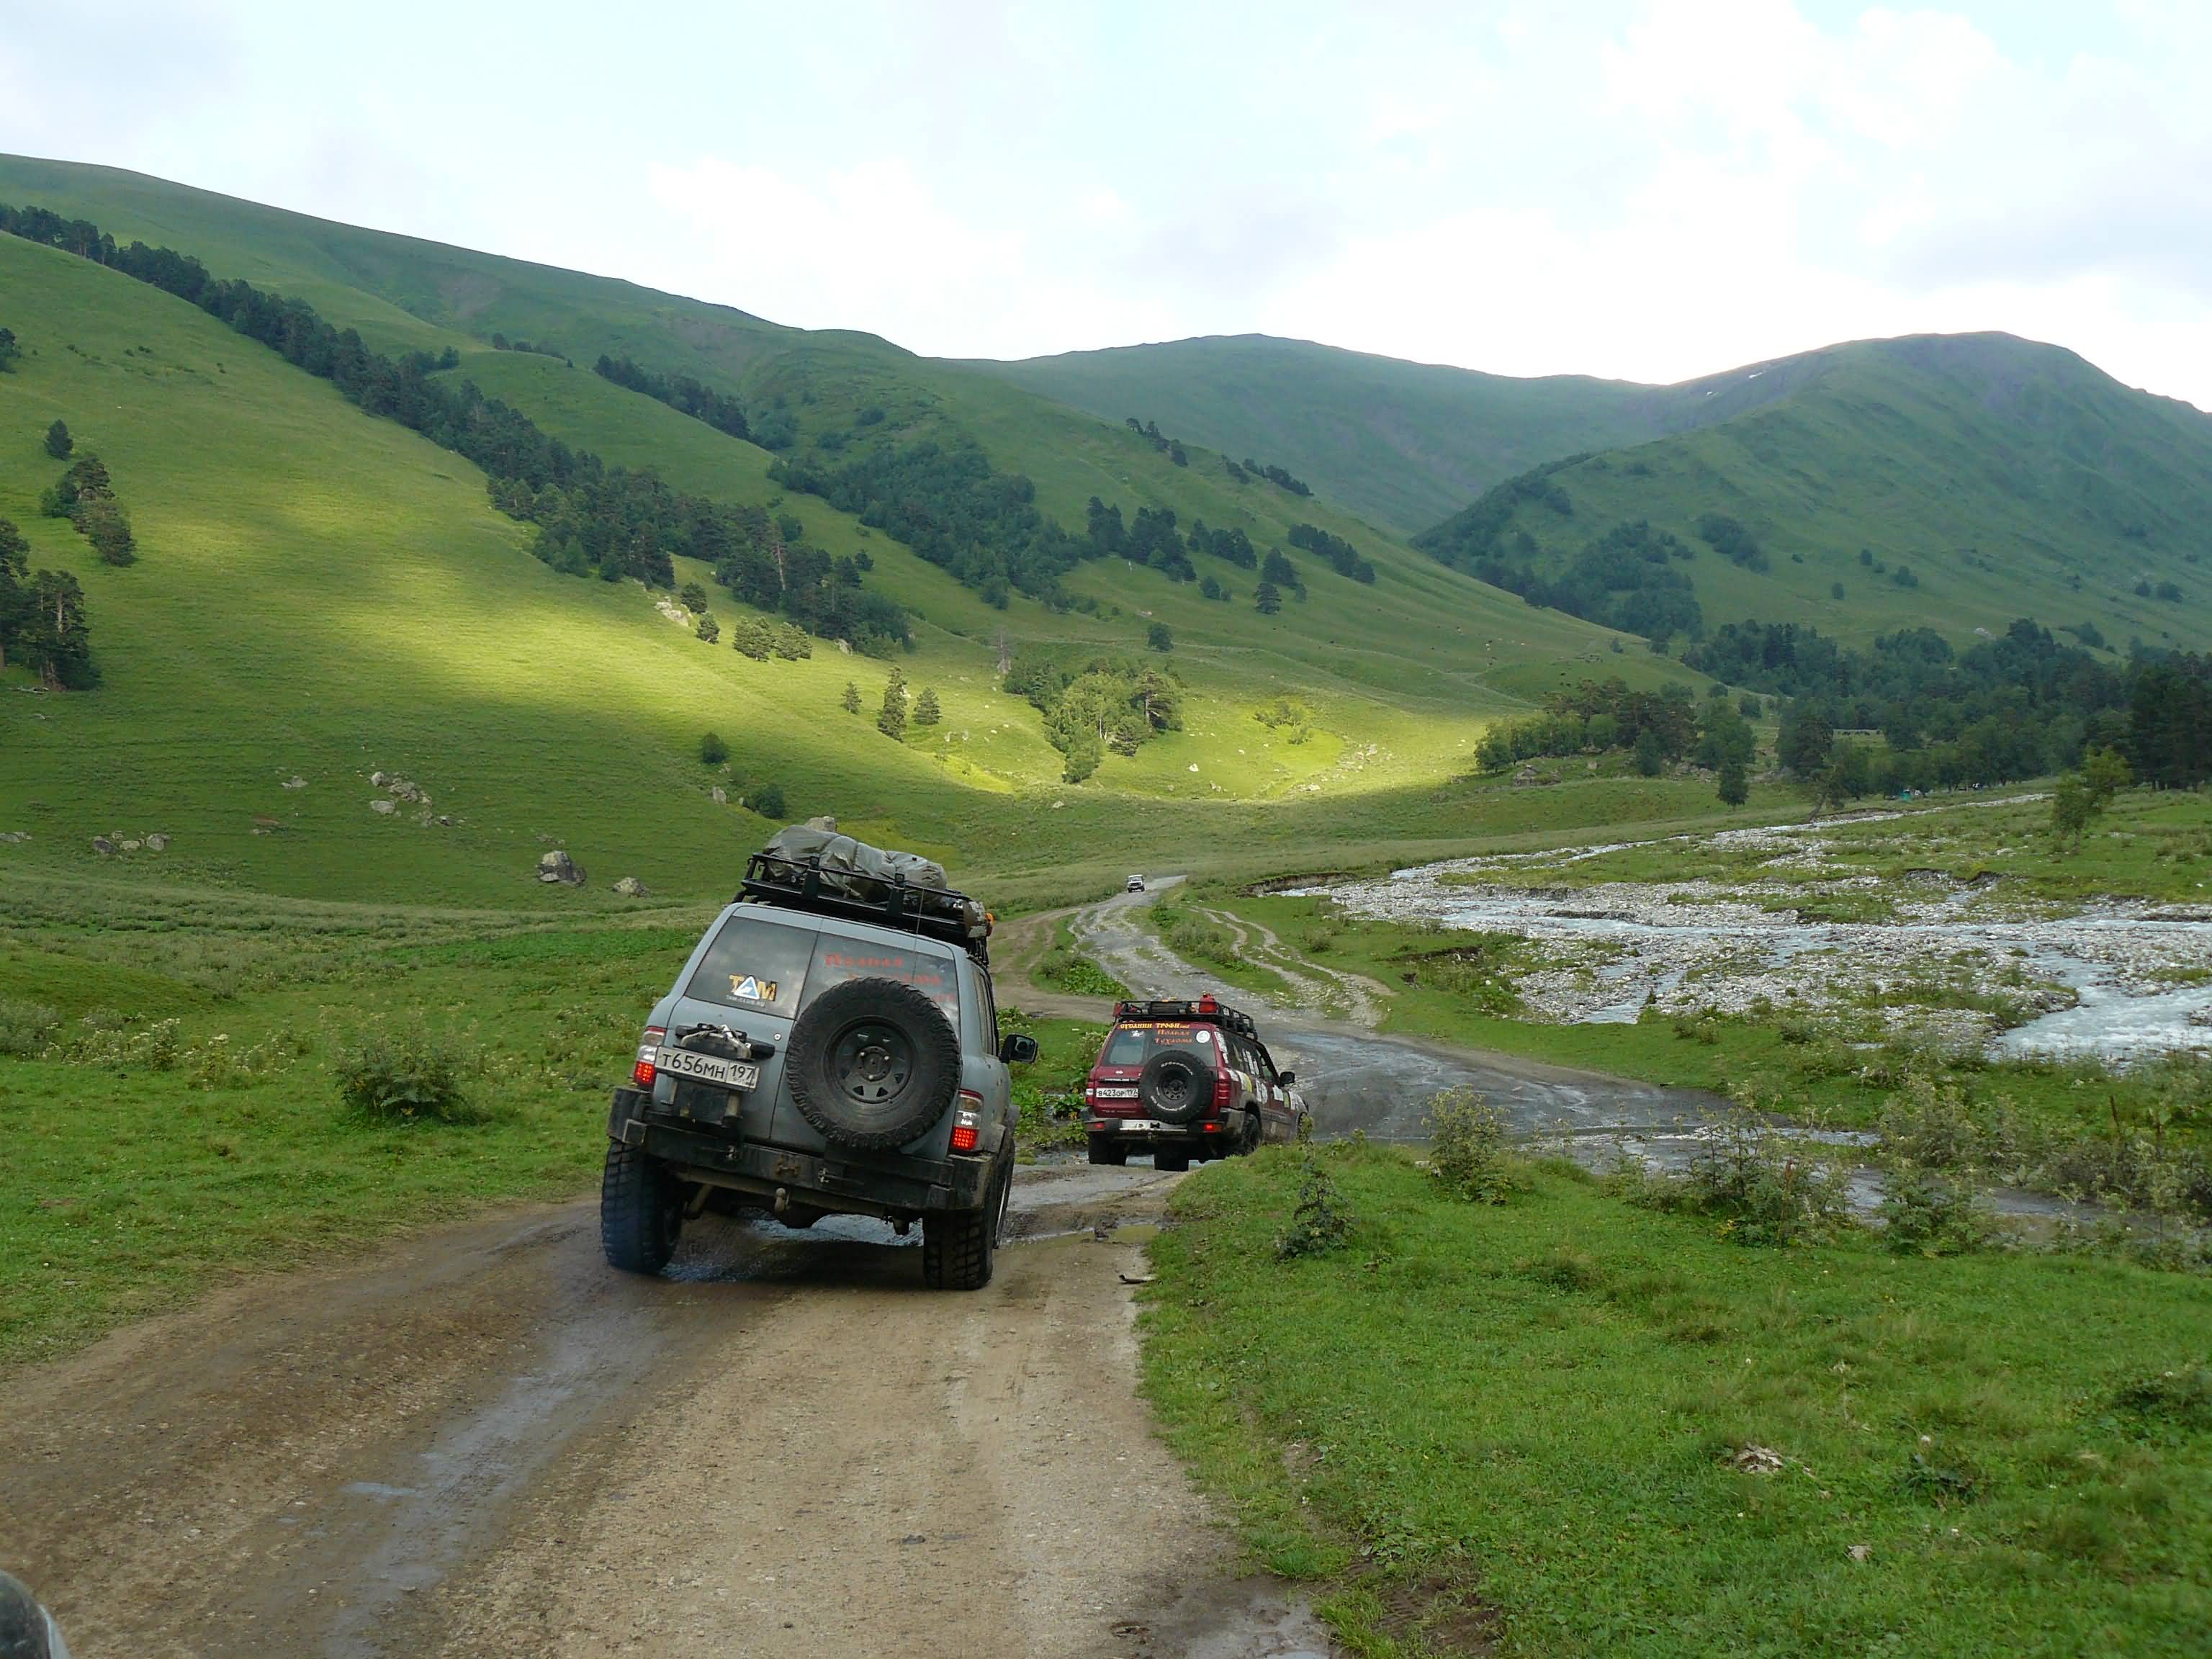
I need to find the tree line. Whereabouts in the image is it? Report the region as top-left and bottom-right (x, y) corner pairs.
(1717, 618), (2211, 793)
(1286, 522), (1377, 584)
(0, 517), (94, 687)
(40, 441), (136, 567)
(1003, 647), (1184, 782)
(594, 354), (752, 442)
(0, 201), (906, 651)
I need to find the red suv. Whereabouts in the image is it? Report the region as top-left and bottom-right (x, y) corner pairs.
(1082, 997), (1307, 1169)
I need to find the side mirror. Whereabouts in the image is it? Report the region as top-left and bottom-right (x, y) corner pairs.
(999, 1033), (1040, 1065)
(1277, 1071), (1295, 1086)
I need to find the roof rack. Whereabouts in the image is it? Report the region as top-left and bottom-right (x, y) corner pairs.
(1112, 995), (1258, 1040)
(738, 850), (992, 964)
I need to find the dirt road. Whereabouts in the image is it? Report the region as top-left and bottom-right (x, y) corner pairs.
(0, 1168), (1331, 1659)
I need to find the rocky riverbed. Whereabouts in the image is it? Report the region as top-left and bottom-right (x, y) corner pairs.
(1300, 819), (2212, 1064)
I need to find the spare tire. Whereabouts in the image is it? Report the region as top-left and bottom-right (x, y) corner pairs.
(786, 977), (962, 1151)
(1138, 1046), (1215, 1125)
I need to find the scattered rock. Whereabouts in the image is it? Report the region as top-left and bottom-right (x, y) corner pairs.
(837, 639), (853, 655)
(1848, 1542), (1873, 1563)
(1730, 1446), (1784, 1475)
(538, 850), (586, 886)
(805, 815), (838, 832)
(711, 786), (727, 806)
(613, 876), (648, 898)
(92, 835), (117, 855)
(370, 770), (391, 788)
(120, 839), (142, 853)
(145, 833), (169, 851)
(0, 831), (29, 844)
(433, 814), (454, 827)
(282, 775), (309, 790)
(369, 799), (397, 816)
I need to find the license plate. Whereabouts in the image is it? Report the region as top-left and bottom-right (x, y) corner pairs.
(656, 1047), (759, 1092)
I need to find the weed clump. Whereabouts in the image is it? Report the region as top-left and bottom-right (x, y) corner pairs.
(1277, 1153), (1354, 1259)
(333, 1018), (484, 1123)
(1424, 1087), (1527, 1204)
(1879, 1164), (1995, 1255)
(0, 995), (60, 1057)
(1617, 1109), (1851, 1246)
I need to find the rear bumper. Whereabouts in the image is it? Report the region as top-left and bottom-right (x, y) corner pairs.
(606, 1087), (992, 1218)
(1083, 1113), (1233, 1146)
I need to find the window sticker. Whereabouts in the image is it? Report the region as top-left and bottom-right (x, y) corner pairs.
(729, 975), (780, 1003)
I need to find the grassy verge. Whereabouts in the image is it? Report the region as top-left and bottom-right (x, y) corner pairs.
(1004, 1011), (1107, 1156)
(0, 915), (689, 1368)
(1144, 1144), (2212, 1657)
(1146, 896), (1299, 1004)
(1031, 914), (1130, 1000)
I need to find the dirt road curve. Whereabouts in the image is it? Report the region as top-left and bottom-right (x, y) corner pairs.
(0, 1167), (1331, 1659)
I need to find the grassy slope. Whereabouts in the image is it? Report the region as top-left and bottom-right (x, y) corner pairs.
(958, 333), (1725, 536)
(1146, 1146), (2212, 1658)
(1421, 335), (2212, 652)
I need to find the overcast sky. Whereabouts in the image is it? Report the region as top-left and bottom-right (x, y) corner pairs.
(4, 1), (2208, 407)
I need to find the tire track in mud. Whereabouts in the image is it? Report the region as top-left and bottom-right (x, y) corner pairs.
(0, 1169), (1336, 1659)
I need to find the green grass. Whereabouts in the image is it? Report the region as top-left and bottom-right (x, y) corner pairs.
(0, 902), (688, 1366)
(1143, 1144), (2212, 1657)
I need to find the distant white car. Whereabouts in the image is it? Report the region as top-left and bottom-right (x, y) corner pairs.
(1127, 874), (1146, 892)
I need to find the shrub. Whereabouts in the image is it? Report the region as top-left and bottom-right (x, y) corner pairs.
(67, 1015), (184, 1071)
(0, 995), (60, 1057)
(1621, 1109), (1851, 1246)
(1879, 1164), (1994, 1255)
(694, 612), (719, 644)
(332, 1019), (482, 1123)
(1424, 1086), (1527, 1203)
(750, 781), (787, 820)
(698, 731), (729, 765)
(1277, 1153), (1354, 1259)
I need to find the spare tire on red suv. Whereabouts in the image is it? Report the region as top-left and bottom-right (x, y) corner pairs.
(1138, 1045), (1215, 1124)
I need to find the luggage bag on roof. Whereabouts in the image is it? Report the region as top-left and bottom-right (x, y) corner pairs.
(757, 824), (991, 942)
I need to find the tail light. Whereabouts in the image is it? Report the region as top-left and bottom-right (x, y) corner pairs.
(631, 1026), (666, 1090)
(950, 1089), (984, 1153)
(1213, 1066), (1232, 1112)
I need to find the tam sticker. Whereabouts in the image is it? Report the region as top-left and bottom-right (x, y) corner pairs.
(729, 974), (780, 1003)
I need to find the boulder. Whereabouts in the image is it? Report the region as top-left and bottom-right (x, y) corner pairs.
(537, 850), (586, 886)
(370, 770), (391, 788)
(370, 799), (397, 816)
(282, 776), (309, 790)
(145, 833), (170, 851)
(711, 786), (727, 806)
(92, 835), (117, 855)
(804, 815), (839, 832)
(613, 876), (648, 898)
(121, 839), (143, 853)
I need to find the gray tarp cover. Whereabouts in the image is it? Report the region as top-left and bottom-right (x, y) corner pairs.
(762, 826), (990, 939)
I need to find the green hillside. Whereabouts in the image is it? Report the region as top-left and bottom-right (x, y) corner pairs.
(1417, 334), (2212, 652)
(961, 333), (1741, 535)
(0, 184), (1716, 917)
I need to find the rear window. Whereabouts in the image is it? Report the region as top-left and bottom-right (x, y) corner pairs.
(684, 914), (817, 1017)
(1099, 1022), (1220, 1066)
(809, 937), (961, 1023)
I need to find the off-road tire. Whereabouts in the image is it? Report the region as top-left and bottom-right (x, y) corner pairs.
(601, 1141), (683, 1274)
(1154, 1146), (1192, 1173)
(1138, 1046), (1215, 1125)
(924, 1152), (1010, 1290)
(1087, 1139), (1129, 1166)
(787, 977), (962, 1151)
(1238, 1110), (1263, 1156)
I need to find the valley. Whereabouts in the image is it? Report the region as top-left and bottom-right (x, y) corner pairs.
(3, 149), (2210, 1659)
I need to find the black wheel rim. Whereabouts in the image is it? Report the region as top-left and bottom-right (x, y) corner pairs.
(830, 1020), (915, 1106)
(1153, 1064), (1193, 1111)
